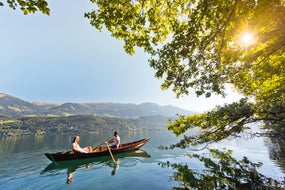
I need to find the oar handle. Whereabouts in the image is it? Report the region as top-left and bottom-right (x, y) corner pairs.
(94, 142), (105, 149)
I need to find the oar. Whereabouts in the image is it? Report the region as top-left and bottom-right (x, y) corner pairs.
(93, 142), (106, 150)
(106, 143), (117, 164)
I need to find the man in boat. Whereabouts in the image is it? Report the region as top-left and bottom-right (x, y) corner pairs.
(105, 131), (120, 148)
(72, 136), (93, 153)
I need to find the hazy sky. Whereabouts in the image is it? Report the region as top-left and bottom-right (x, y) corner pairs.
(0, 1), (243, 112)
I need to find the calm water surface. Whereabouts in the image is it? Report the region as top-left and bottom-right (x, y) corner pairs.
(0, 129), (284, 189)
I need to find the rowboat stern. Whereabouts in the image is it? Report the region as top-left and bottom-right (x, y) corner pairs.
(44, 153), (54, 162)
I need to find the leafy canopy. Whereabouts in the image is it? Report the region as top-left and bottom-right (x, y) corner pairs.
(85, 0), (285, 147)
(1, 0), (50, 15)
(2, 0), (285, 146)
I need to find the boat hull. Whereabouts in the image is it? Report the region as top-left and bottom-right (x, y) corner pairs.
(42, 150), (151, 173)
(45, 137), (150, 162)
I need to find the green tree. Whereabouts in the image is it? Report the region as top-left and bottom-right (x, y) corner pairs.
(2, 0), (285, 146)
(0, 0), (50, 15)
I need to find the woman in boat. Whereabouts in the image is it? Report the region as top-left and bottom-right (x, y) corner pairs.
(72, 136), (93, 153)
(105, 131), (120, 148)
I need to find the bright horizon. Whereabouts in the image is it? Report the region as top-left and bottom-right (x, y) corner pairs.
(0, 1), (243, 113)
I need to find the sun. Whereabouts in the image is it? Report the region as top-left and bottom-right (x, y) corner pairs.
(240, 32), (255, 46)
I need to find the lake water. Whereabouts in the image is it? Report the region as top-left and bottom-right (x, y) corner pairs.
(0, 129), (284, 189)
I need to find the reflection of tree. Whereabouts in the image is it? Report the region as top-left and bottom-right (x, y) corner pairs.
(159, 149), (284, 189)
(267, 136), (285, 173)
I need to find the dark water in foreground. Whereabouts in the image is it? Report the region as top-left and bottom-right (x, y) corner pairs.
(0, 129), (284, 189)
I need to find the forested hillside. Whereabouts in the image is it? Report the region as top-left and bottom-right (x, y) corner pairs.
(0, 93), (195, 118)
(0, 93), (193, 136)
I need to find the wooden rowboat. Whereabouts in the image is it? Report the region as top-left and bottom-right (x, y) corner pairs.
(45, 137), (150, 162)
(42, 150), (151, 173)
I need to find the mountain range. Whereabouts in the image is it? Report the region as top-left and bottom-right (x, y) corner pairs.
(0, 93), (195, 119)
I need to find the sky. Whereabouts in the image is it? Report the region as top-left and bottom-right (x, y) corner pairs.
(0, 1), (243, 112)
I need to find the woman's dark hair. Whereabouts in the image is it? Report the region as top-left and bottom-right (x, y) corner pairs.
(72, 136), (79, 143)
(114, 131), (118, 136)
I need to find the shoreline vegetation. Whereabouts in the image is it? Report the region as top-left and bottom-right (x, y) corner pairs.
(0, 115), (168, 136)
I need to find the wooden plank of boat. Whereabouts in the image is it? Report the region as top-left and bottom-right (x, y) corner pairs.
(45, 137), (150, 162)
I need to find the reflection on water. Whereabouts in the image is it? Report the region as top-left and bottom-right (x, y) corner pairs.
(1, 130), (285, 189)
(267, 137), (285, 173)
(111, 162), (119, 176)
(67, 163), (90, 184)
(159, 148), (285, 189)
(42, 150), (151, 184)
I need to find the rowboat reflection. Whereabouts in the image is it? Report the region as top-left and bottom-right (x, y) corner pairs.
(42, 149), (151, 184)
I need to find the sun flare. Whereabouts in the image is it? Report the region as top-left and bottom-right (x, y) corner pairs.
(240, 32), (255, 46)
